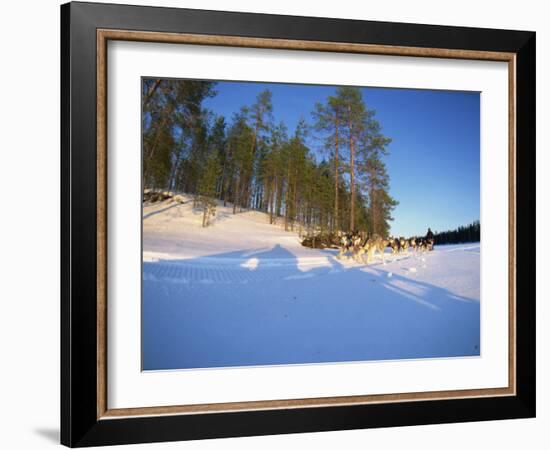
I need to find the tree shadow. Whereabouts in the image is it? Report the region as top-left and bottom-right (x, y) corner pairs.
(143, 202), (182, 220)
(208, 209), (234, 225)
(332, 251), (478, 308)
(234, 243), (299, 265)
(143, 200), (235, 225)
(371, 266), (476, 305)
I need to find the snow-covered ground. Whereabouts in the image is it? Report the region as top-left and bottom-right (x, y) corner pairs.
(142, 196), (480, 370)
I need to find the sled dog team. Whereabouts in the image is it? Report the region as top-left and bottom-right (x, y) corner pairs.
(337, 231), (435, 264)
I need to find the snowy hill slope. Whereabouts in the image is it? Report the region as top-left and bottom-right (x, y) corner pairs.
(143, 195), (325, 262)
(142, 198), (481, 370)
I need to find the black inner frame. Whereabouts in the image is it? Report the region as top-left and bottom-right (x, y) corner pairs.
(61, 2), (535, 447)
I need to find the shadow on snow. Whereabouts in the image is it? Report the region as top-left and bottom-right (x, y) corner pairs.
(142, 244), (480, 371)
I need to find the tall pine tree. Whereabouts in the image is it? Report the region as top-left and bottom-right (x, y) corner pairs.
(312, 95), (345, 231)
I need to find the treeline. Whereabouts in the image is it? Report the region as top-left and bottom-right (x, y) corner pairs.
(142, 79), (398, 234)
(434, 221), (480, 245)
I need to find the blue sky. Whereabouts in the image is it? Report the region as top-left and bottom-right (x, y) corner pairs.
(204, 81), (480, 237)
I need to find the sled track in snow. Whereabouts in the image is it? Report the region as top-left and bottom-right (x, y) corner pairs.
(142, 251), (435, 285)
(143, 257), (332, 285)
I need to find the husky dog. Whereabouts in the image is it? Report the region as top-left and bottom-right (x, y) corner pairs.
(399, 237), (409, 253)
(356, 235), (389, 264)
(337, 231), (351, 259)
(410, 237), (417, 252)
(417, 238), (431, 252)
(352, 233), (364, 259)
(426, 238), (435, 251)
(354, 236), (368, 261)
(337, 231), (360, 259)
(416, 238), (426, 252)
(389, 237), (400, 254)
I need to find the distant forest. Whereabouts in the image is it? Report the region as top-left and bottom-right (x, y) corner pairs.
(433, 221), (480, 245)
(142, 79), (398, 234)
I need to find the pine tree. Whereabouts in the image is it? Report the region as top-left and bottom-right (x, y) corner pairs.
(142, 78), (216, 191)
(247, 90), (273, 209)
(361, 139), (397, 237)
(262, 122), (288, 224)
(226, 109), (255, 214)
(312, 95), (345, 231)
(142, 80), (175, 188)
(283, 120), (309, 231)
(196, 154), (221, 227)
(336, 87), (368, 231)
(207, 116), (227, 197)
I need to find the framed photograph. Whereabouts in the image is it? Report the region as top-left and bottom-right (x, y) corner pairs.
(61, 1), (535, 447)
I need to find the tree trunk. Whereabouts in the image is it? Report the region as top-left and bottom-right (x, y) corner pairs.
(239, 181), (248, 213)
(202, 205), (208, 227)
(348, 108), (356, 231)
(292, 169), (298, 231)
(143, 116), (169, 182)
(233, 177), (240, 214)
(275, 175), (283, 219)
(334, 120), (339, 231)
(371, 188), (376, 235)
(269, 177), (276, 224)
(218, 160), (226, 199)
(285, 156), (292, 231)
